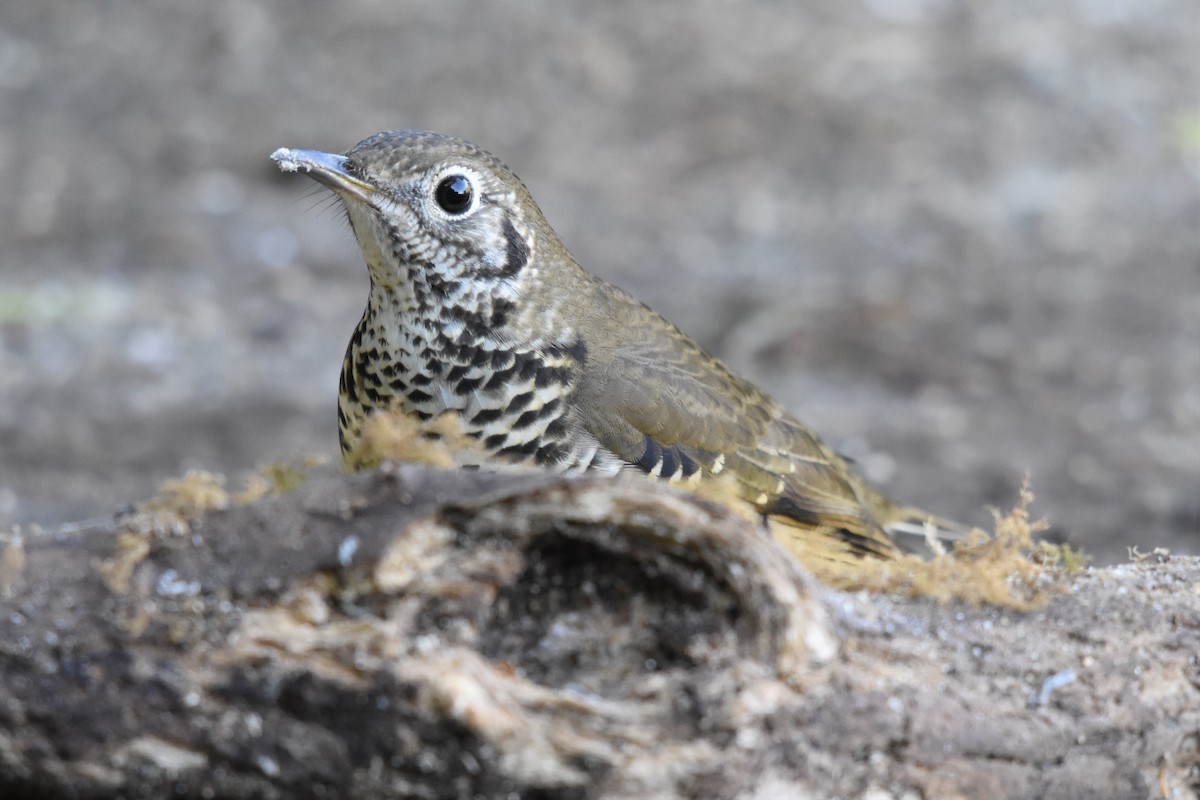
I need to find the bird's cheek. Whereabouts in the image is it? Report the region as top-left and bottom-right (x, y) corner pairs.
(342, 206), (385, 257)
(343, 207), (405, 285)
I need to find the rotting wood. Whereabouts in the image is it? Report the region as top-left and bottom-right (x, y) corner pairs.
(0, 465), (1196, 799)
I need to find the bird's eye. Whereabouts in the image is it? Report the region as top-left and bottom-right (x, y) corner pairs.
(435, 175), (473, 214)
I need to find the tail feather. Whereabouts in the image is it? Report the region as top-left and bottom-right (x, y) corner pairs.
(880, 505), (974, 556)
(766, 512), (902, 563)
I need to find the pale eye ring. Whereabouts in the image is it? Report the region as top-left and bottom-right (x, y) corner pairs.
(434, 175), (473, 214)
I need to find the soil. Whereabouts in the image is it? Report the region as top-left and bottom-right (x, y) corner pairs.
(1, 1), (1198, 563)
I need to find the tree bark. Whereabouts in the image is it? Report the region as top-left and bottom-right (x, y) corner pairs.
(1, 465), (1197, 799)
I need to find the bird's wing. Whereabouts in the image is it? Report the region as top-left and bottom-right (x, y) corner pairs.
(569, 302), (900, 559)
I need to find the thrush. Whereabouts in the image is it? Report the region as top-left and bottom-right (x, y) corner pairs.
(272, 130), (966, 560)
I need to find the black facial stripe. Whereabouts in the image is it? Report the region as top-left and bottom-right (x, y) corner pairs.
(499, 217), (529, 278)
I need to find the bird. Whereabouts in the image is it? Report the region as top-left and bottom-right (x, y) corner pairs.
(271, 130), (966, 561)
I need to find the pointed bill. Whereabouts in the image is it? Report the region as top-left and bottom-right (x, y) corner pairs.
(271, 147), (377, 204)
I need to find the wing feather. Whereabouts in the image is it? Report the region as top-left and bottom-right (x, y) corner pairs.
(568, 286), (901, 559)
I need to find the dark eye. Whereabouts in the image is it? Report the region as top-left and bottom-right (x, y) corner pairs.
(435, 175), (473, 214)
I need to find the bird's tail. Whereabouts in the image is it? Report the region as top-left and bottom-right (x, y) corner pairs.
(765, 512), (902, 564)
(879, 505), (975, 557)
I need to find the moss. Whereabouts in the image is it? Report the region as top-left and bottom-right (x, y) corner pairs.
(140, 470), (231, 517)
(796, 476), (1071, 609)
(129, 416), (1067, 610)
(263, 461), (308, 493)
(1127, 545), (1172, 563)
(343, 408), (480, 472)
(95, 530), (153, 594)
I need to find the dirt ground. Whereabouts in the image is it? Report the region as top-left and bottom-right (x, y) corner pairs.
(1, 1), (1197, 563)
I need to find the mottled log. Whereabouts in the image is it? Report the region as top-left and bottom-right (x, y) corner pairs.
(0, 466), (1196, 799)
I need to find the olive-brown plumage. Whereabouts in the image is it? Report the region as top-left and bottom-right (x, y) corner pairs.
(272, 130), (964, 560)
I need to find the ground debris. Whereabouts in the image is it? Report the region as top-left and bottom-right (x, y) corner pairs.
(1, 465), (1196, 799)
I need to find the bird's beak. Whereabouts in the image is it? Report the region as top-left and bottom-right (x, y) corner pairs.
(271, 147), (377, 205)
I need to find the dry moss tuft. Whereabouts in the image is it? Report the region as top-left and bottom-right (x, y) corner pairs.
(95, 531), (153, 594)
(97, 472), (233, 594)
(800, 476), (1067, 609)
(263, 461), (308, 493)
(343, 408), (483, 472)
(1127, 545), (1172, 563)
(128, 418), (1065, 611)
(140, 470), (231, 518)
(236, 456), (327, 504)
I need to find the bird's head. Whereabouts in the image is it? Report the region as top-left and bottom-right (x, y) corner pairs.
(273, 130), (546, 301)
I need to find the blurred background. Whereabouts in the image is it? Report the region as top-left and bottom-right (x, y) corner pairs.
(1, 1), (1197, 563)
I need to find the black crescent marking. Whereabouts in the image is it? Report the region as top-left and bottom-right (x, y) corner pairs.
(470, 407), (505, 425)
(490, 297), (515, 328)
(658, 446), (678, 479)
(677, 449), (699, 478)
(635, 435), (663, 474)
(534, 365), (573, 388)
(512, 398), (562, 431)
(497, 438), (541, 458)
(544, 339), (588, 367)
(406, 388), (433, 404)
(506, 391), (535, 413)
(633, 434), (703, 479)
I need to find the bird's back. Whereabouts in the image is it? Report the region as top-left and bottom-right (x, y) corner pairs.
(565, 269), (931, 560)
